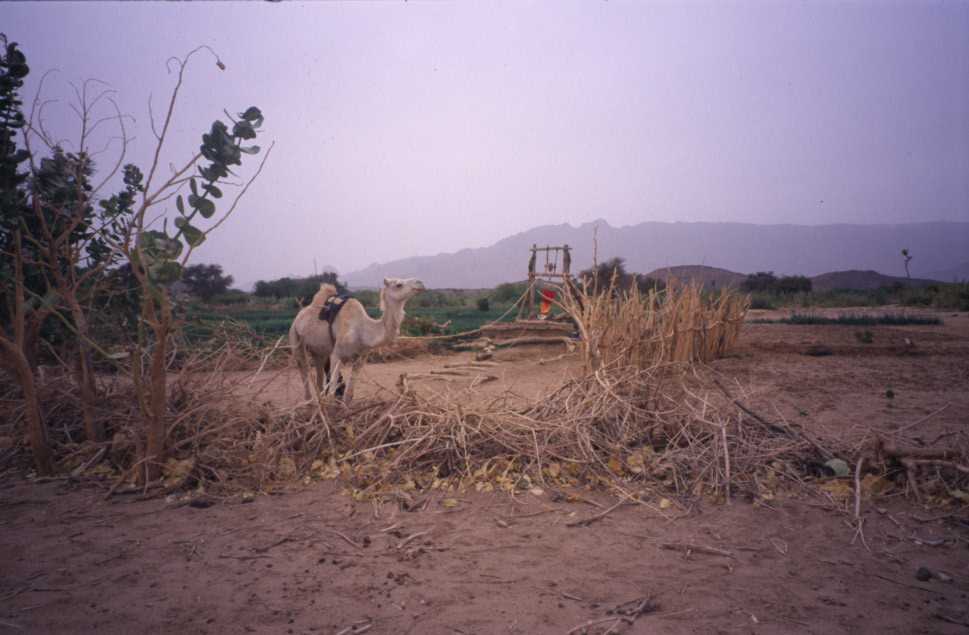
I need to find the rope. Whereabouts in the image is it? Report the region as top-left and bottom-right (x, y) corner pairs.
(400, 279), (538, 342)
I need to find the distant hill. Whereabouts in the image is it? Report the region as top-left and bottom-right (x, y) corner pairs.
(925, 261), (969, 282)
(640, 266), (942, 292)
(343, 220), (969, 289)
(644, 265), (746, 290)
(809, 270), (938, 292)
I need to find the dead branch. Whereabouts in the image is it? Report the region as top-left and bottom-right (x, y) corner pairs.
(659, 542), (735, 558)
(566, 499), (629, 527)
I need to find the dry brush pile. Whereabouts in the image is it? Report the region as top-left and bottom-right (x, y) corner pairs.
(3, 283), (968, 511)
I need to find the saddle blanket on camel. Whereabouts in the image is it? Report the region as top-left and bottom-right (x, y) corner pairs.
(318, 293), (352, 326)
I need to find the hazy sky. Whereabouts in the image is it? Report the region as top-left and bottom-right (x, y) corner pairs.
(4, 1), (968, 287)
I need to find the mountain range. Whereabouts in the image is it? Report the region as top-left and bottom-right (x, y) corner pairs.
(342, 220), (969, 289)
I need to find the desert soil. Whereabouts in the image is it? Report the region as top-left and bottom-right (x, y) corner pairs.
(2, 307), (969, 634)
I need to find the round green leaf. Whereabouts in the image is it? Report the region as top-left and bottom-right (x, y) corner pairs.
(174, 217), (205, 247)
(202, 183), (223, 198)
(239, 106), (263, 122)
(232, 121), (257, 140)
(196, 197), (216, 218)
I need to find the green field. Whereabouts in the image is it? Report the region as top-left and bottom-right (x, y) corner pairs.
(748, 282), (969, 311)
(183, 302), (517, 341)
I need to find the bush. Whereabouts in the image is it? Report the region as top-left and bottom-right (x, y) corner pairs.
(635, 276), (666, 293)
(492, 282), (527, 304)
(415, 289), (463, 308)
(183, 263), (234, 301)
(477, 297), (490, 312)
(254, 272), (346, 302)
(742, 272), (778, 293)
(402, 315), (436, 336)
(354, 289), (380, 308)
(579, 257), (632, 291)
(897, 282), (969, 311)
(776, 275), (812, 295)
(742, 272), (811, 295)
(749, 294), (776, 310)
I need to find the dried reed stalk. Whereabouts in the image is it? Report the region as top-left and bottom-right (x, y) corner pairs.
(558, 278), (749, 370)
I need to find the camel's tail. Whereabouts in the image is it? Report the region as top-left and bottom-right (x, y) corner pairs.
(288, 321), (301, 361)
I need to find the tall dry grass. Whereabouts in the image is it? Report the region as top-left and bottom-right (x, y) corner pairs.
(561, 278), (749, 370)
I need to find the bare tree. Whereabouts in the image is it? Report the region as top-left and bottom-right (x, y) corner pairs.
(3, 42), (271, 478)
(17, 71), (135, 443)
(0, 231), (52, 474)
(112, 46), (272, 483)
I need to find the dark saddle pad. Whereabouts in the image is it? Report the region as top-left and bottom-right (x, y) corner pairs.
(318, 294), (351, 324)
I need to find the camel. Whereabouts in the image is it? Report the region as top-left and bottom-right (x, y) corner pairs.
(288, 277), (425, 401)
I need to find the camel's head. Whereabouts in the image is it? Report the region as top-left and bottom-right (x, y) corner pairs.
(384, 278), (424, 300)
(381, 277), (425, 307)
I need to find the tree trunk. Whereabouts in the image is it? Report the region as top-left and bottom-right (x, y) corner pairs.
(67, 302), (103, 442)
(138, 293), (172, 484)
(0, 337), (53, 475)
(3, 231), (53, 474)
(145, 326), (168, 482)
(24, 318), (42, 371)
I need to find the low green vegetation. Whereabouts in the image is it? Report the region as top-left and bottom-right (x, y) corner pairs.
(748, 281), (969, 312)
(253, 272), (345, 303)
(751, 313), (942, 326)
(742, 271), (812, 295)
(179, 269), (965, 343)
(182, 286), (517, 341)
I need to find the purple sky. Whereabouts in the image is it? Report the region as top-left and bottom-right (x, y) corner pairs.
(5, 1), (968, 288)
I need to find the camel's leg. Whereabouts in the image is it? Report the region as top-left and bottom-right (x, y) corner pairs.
(313, 356), (327, 397)
(344, 358), (364, 404)
(324, 357), (347, 399)
(326, 354), (344, 397)
(291, 336), (312, 401)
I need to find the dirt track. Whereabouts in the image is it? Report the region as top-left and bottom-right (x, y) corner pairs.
(2, 307), (969, 634)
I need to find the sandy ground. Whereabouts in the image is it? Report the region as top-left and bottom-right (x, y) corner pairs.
(2, 307), (969, 634)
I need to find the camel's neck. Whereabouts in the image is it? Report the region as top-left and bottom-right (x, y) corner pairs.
(359, 299), (405, 348)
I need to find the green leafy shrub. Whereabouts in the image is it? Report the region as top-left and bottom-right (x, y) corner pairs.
(492, 282), (527, 304)
(254, 272), (345, 303)
(749, 294), (776, 310)
(402, 315), (436, 336)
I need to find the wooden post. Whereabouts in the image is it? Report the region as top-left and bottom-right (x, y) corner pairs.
(527, 244), (537, 319)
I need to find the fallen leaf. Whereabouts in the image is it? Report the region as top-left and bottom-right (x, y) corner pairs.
(861, 474), (892, 497)
(819, 479), (852, 500)
(277, 457), (297, 479)
(163, 457), (196, 489)
(949, 489), (969, 503)
(442, 498), (459, 508)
